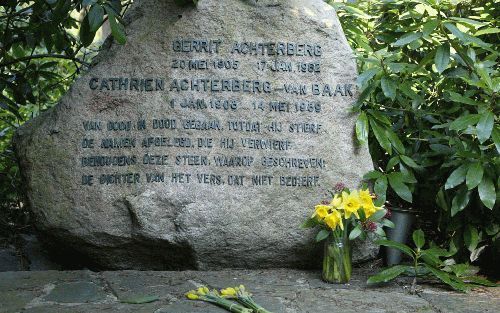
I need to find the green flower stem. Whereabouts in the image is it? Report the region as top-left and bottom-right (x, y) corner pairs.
(202, 295), (252, 313)
(236, 296), (274, 313)
(322, 230), (352, 283)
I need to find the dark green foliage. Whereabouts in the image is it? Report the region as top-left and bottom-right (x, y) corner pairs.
(368, 230), (498, 292)
(331, 0), (499, 264)
(0, 0), (132, 236)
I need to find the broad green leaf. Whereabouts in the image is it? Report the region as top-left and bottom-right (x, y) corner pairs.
(375, 239), (414, 258)
(478, 176), (495, 209)
(386, 156), (400, 172)
(435, 43), (450, 74)
(88, 4), (104, 32)
(300, 217), (316, 229)
(492, 127), (500, 154)
(465, 162), (483, 190)
(370, 120), (392, 154)
(105, 6), (126, 44)
(388, 172), (413, 203)
(462, 275), (498, 287)
(475, 27), (500, 36)
(412, 229), (425, 249)
(82, 0), (97, 5)
(463, 225), (479, 252)
(381, 77), (397, 100)
(367, 265), (413, 284)
(392, 32), (423, 47)
(449, 17), (488, 27)
(436, 188), (450, 212)
(79, 15), (96, 47)
(424, 264), (469, 292)
(386, 129), (405, 154)
(357, 68), (379, 87)
(364, 170), (383, 180)
(448, 92), (482, 106)
(374, 175), (388, 206)
(449, 114), (480, 131)
(476, 63), (493, 90)
(445, 164), (468, 189)
(315, 229), (330, 242)
(120, 295), (159, 304)
(444, 23), (490, 48)
(422, 19), (439, 36)
(355, 112), (369, 144)
(368, 209), (387, 222)
(400, 155), (420, 169)
(349, 224), (362, 240)
(451, 186), (471, 216)
(382, 219), (395, 228)
(476, 111), (494, 144)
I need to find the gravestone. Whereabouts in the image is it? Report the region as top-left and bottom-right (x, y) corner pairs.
(14, 0), (375, 269)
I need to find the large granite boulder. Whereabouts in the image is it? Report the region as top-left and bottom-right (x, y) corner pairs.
(14, 0), (375, 269)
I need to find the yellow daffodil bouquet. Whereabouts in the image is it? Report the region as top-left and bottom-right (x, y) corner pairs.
(301, 183), (394, 283)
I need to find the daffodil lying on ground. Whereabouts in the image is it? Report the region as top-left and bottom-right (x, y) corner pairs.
(185, 286), (252, 313)
(220, 285), (273, 313)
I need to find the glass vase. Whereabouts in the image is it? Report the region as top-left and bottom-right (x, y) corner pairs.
(322, 232), (352, 283)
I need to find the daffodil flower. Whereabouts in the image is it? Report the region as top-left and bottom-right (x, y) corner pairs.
(324, 209), (344, 230)
(341, 190), (361, 219)
(313, 204), (330, 219)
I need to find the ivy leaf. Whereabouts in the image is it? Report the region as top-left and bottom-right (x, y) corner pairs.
(381, 76), (397, 100)
(388, 172), (412, 203)
(355, 112), (369, 144)
(451, 186), (471, 216)
(478, 176), (496, 209)
(445, 164), (468, 189)
(465, 162), (483, 190)
(476, 111), (494, 144)
(435, 43), (450, 74)
(392, 32), (423, 47)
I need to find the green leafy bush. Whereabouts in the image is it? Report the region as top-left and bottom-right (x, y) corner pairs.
(0, 0), (130, 236)
(368, 229), (497, 292)
(330, 0), (498, 264)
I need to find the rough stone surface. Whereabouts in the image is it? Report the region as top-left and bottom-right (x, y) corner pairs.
(14, 0), (375, 269)
(1, 269), (498, 313)
(0, 246), (21, 271)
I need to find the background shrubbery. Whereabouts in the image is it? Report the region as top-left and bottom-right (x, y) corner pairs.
(0, 0), (498, 274)
(330, 0), (498, 272)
